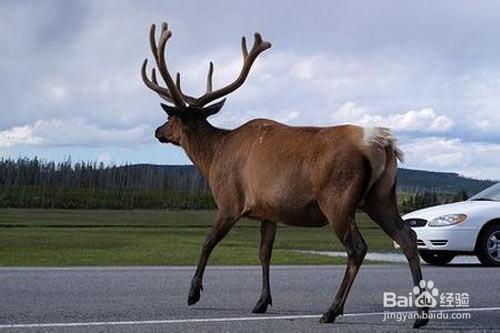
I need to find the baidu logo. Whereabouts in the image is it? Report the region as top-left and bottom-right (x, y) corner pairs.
(413, 280), (439, 307)
(383, 279), (469, 309)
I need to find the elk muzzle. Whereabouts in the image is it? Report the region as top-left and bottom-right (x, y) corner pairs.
(155, 126), (168, 143)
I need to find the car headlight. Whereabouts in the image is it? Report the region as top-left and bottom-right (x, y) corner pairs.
(428, 214), (467, 227)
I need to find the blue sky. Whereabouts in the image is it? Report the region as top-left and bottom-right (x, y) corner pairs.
(1, 0), (500, 179)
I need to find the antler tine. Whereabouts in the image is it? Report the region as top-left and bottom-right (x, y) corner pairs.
(151, 68), (158, 84)
(141, 59), (175, 103)
(149, 24), (158, 60)
(206, 62), (214, 94)
(194, 33), (271, 106)
(142, 23), (180, 104)
(251, 33), (271, 53)
(161, 22), (168, 34)
(241, 37), (248, 59)
(176, 72), (182, 91)
(154, 23), (186, 106)
(151, 68), (175, 103)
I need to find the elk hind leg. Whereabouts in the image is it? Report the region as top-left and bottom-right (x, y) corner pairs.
(363, 185), (429, 328)
(320, 217), (368, 323)
(318, 187), (368, 323)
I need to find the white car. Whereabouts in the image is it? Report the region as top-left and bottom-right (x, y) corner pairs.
(402, 183), (500, 266)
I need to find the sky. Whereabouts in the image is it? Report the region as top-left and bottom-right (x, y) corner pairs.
(1, 0), (500, 179)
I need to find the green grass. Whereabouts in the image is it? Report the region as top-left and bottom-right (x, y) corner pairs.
(0, 209), (397, 266)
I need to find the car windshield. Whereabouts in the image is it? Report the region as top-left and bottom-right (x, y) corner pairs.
(469, 183), (500, 202)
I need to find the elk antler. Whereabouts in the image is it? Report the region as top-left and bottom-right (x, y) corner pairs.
(141, 21), (271, 108)
(141, 23), (195, 107)
(195, 33), (271, 106)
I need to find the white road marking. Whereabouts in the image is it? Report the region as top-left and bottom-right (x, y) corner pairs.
(0, 265), (344, 272)
(293, 250), (482, 264)
(0, 265), (405, 272)
(1, 307), (499, 329)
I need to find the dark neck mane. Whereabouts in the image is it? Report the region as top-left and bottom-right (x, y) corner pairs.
(180, 121), (230, 178)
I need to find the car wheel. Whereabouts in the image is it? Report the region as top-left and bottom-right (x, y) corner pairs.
(476, 224), (500, 266)
(419, 250), (455, 265)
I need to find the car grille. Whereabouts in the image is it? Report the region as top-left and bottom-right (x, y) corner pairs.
(405, 218), (428, 228)
(430, 240), (448, 246)
(417, 239), (425, 246)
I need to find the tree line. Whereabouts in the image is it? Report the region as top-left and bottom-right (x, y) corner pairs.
(0, 157), (471, 211)
(0, 157), (214, 209)
(399, 190), (469, 214)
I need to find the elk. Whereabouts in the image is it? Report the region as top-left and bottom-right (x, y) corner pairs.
(141, 21), (429, 328)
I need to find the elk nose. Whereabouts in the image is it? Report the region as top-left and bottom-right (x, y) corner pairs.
(154, 127), (163, 139)
(155, 127), (169, 143)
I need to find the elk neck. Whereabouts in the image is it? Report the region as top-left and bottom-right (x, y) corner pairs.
(179, 120), (230, 178)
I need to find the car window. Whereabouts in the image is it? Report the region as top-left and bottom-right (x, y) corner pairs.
(469, 183), (500, 202)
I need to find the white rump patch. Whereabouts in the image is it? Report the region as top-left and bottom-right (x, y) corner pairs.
(363, 127), (404, 162)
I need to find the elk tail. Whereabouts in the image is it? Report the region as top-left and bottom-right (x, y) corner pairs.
(362, 127), (403, 192)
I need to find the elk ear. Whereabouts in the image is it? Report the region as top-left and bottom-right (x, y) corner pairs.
(160, 103), (183, 118)
(202, 99), (226, 117)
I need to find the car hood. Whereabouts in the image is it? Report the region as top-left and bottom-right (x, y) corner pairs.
(403, 200), (500, 221)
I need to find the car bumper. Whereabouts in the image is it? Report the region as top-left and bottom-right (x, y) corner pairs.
(413, 226), (478, 252)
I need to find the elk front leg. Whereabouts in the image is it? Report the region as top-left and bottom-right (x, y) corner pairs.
(188, 212), (238, 306)
(252, 220), (277, 314)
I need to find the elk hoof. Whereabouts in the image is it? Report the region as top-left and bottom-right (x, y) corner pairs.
(319, 311), (336, 323)
(413, 307), (429, 328)
(252, 296), (272, 314)
(187, 286), (201, 306)
(413, 317), (429, 329)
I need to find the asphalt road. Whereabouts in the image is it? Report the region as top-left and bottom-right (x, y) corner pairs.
(0, 265), (499, 332)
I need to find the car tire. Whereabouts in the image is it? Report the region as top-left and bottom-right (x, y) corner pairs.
(476, 223), (500, 267)
(419, 251), (455, 265)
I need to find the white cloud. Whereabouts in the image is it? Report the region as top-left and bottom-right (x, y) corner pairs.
(460, 72), (500, 138)
(96, 151), (114, 165)
(0, 125), (42, 148)
(332, 102), (454, 133)
(36, 78), (70, 105)
(277, 110), (300, 123)
(401, 137), (500, 179)
(334, 101), (373, 121)
(0, 119), (151, 148)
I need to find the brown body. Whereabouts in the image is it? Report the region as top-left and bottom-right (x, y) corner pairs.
(142, 21), (429, 328)
(192, 121), (369, 227)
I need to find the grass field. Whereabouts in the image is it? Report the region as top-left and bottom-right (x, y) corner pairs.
(0, 209), (398, 266)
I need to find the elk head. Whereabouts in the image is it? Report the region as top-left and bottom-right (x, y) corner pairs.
(141, 22), (271, 146)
